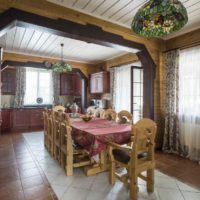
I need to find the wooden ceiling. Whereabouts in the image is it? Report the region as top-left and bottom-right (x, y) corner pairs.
(0, 26), (136, 64)
(47, 0), (200, 39)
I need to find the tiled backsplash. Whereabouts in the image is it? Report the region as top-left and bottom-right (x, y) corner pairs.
(1, 95), (15, 108)
(0, 95), (75, 108)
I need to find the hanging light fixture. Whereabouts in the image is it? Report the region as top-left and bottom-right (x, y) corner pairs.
(52, 43), (72, 73)
(132, 0), (188, 37)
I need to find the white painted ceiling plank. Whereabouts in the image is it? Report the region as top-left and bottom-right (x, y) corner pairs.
(30, 32), (51, 54)
(12, 27), (26, 51)
(5, 27), (17, 51)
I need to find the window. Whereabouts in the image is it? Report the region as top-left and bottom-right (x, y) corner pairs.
(131, 66), (143, 123)
(24, 68), (53, 105)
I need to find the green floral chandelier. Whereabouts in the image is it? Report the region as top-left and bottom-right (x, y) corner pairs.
(132, 0), (188, 37)
(52, 43), (72, 73)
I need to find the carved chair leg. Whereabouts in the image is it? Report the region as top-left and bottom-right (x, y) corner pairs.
(130, 171), (138, 200)
(66, 153), (73, 176)
(147, 169), (154, 193)
(109, 161), (116, 185)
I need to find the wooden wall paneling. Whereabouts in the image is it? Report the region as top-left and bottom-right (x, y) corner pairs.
(3, 52), (100, 77)
(101, 53), (139, 70)
(165, 28), (200, 51)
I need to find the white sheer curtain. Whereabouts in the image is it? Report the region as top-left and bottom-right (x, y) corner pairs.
(113, 64), (131, 112)
(179, 45), (200, 162)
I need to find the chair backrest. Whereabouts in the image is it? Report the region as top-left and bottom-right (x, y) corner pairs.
(53, 105), (65, 112)
(60, 113), (72, 148)
(94, 108), (105, 118)
(42, 108), (48, 132)
(103, 109), (117, 121)
(117, 110), (133, 124)
(86, 106), (96, 115)
(53, 111), (65, 140)
(46, 109), (54, 137)
(130, 118), (157, 165)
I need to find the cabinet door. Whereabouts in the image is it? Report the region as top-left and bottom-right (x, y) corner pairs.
(0, 110), (11, 131)
(90, 74), (96, 93)
(30, 109), (43, 128)
(90, 73), (103, 93)
(13, 109), (30, 129)
(96, 74), (103, 93)
(73, 74), (82, 96)
(1, 68), (16, 95)
(60, 73), (73, 95)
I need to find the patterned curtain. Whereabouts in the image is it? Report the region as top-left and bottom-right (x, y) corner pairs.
(52, 72), (60, 105)
(14, 67), (26, 108)
(162, 50), (182, 154)
(110, 68), (116, 109)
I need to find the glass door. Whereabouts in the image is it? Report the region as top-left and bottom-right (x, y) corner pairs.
(131, 66), (144, 123)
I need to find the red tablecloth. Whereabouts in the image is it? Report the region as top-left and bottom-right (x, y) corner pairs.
(71, 118), (132, 156)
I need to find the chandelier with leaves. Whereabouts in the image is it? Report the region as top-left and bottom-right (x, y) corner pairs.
(52, 43), (72, 73)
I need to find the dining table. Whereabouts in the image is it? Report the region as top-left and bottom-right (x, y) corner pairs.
(70, 117), (132, 176)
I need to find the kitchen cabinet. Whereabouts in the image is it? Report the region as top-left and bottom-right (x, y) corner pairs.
(1, 68), (16, 95)
(0, 108), (44, 133)
(60, 73), (82, 96)
(30, 108), (43, 128)
(73, 74), (82, 96)
(12, 108), (30, 130)
(0, 109), (12, 132)
(90, 71), (110, 94)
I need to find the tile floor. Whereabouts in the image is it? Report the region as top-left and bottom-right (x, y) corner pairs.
(0, 131), (200, 200)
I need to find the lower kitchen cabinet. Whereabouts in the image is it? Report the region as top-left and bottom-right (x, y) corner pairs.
(0, 109), (12, 132)
(0, 108), (44, 133)
(30, 108), (44, 128)
(12, 109), (30, 130)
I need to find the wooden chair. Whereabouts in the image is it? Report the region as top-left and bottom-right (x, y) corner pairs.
(53, 111), (65, 162)
(86, 106), (96, 116)
(117, 110), (133, 124)
(42, 108), (48, 149)
(46, 110), (54, 156)
(60, 113), (93, 176)
(108, 118), (157, 200)
(94, 108), (105, 118)
(103, 109), (117, 121)
(53, 105), (65, 112)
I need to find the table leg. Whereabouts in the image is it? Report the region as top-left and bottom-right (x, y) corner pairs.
(84, 149), (110, 176)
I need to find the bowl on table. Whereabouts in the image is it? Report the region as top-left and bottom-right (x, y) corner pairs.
(81, 115), (92, 122)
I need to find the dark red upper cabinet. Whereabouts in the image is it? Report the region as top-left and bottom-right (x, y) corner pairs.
(60, 73), (74, 95)
(90, 71), (110, 94)
(73, 74), (82, 96)
(1, 68), (16, 95)
(60, 73), (82, 96)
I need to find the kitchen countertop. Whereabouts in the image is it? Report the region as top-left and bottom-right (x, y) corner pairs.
(0, 106), (51, 110)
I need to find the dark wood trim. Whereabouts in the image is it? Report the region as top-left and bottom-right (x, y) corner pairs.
(1, 60), (88, 110)
(0, 8), (155, 119)
(137, 50), (155, 119)
(0, 8), (143, 51)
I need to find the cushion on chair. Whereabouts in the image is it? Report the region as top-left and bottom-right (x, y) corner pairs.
(112, 149), (147, 164)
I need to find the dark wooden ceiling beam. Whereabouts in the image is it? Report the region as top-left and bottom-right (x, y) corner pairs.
(0, 8), (143, 52)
